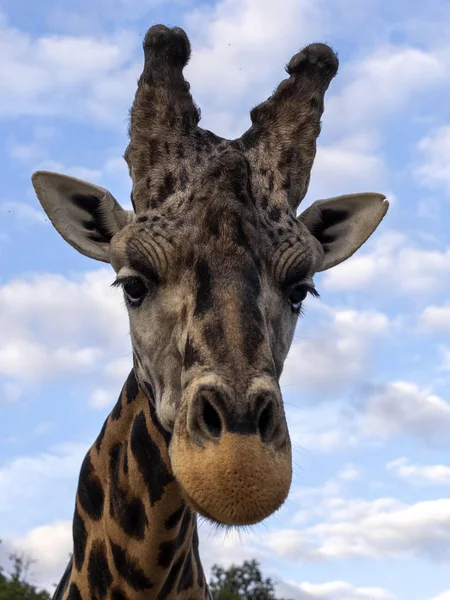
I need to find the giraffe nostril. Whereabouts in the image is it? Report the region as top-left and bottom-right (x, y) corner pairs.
(256, 396), (277, 443)
(201, 397), (222, 439)
(188, 387), (227, 444)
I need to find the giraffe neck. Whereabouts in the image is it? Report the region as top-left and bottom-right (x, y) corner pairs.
(57, 370), (210, 600)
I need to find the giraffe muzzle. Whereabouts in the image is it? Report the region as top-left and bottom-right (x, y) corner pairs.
(169, 380), (292, 526)
(170, 429), (292, 526)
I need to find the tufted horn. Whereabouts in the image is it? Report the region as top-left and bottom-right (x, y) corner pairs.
(238, 43), (339, 213)
(125, 25), (224, 213)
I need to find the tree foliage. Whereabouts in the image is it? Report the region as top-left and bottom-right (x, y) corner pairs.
(209, 559), (292, 600)
(0, 541), (51, 600)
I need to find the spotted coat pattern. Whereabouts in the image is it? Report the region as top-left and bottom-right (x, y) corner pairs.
(55, 371), (213, 600)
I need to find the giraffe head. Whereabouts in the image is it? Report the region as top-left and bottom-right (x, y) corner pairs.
(32, 25), (388, 527)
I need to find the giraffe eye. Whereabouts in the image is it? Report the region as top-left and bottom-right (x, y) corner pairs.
(123, 277), (148, 307)
(288, 283), (319, 313)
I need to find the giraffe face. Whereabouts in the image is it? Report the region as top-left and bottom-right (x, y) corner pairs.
(106, 151), (326, 524)
(32, 161), (387, 527)
(32, 152), (326, 527)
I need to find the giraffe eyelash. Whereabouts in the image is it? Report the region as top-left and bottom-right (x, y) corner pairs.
(111, 276), (140, 289)
(303, 284), (320, 299)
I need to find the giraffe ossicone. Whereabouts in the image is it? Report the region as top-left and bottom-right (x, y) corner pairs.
(32, 23), (388, 600)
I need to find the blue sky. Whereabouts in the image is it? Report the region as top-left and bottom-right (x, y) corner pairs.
(1, 0), (450, 598)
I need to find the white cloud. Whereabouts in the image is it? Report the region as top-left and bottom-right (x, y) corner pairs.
(337, 463), (360, 482)
(420, 304), (450, 332)
(0, 443), (86, 504)
(10, 141), (45, 162)
(326, 46), (447, 136)
(431, 591), (450, 600)
(104, 355), (133, 381)
(35, 36), (125, 80)
(362, 381), (450, 446)
(287, 401), (359, 454)
(387, 457), (450, 485)
(306, 136), (387, 202)
(89, 355), (132, 409)
(287, 377), (450, 453)
(0, 339), (101, 381)
(277, 579), (396, 600)
(185, 0), (324, 107)
(322, 230), (450, 295)
(289, 471), (357, 525)
(264, 495), (450, 562)
(0, 442), (87, 525)
(0, 12), (139, 123)
(0, 269), (129, 383)
(90, 387), (115, 409)
(282, 307), (390, 390)
(5, 521), (72, 592)
(416, 125), (450, 194)
(291, 478), (345, 508)
(199, 515), (396, 600)
(198, 524), (267, 582)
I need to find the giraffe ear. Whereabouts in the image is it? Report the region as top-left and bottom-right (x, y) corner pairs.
(32, 171), (133, 263)
(298, 192), (389, 272)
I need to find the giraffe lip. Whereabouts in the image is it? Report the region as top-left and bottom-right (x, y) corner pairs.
(183, 488), (236, 527)
(182, 489), (222, 525)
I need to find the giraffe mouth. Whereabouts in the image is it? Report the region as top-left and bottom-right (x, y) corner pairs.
(181, 486), (268, 527)
(170, 430), (292, 526)
(181, 489), (224, 525)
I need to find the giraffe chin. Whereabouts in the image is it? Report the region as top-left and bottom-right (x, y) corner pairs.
(170, 431), (292, 526)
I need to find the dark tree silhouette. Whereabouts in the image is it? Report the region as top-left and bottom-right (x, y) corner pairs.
(0, 541), (51, 600)
(209, 559), (292, 600)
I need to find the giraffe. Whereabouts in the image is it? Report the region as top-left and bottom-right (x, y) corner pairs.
(31, 24), (388, 600)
